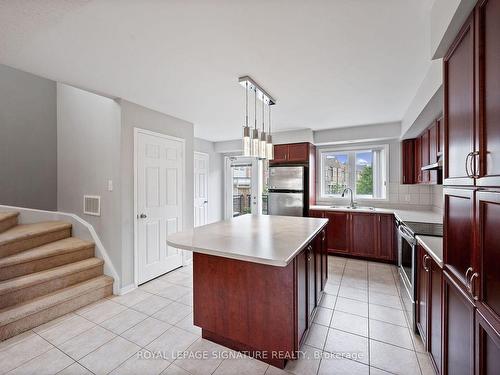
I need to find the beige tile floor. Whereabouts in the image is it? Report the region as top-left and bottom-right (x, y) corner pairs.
(0, 256), (436, 375)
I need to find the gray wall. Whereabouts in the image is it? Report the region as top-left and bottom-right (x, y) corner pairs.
(194, 138), (223, 223)
(120, 100), (194, 288)
(0, 64), (57, 210)
(57, 83), (123, 275)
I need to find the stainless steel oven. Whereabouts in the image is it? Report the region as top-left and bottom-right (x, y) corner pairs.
(396, 219), (443, 333)
(397, 221), (418, 332)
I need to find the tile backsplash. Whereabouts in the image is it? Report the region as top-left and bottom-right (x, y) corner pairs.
(431, 185), (444, 211)
(388, 183), (434, 206)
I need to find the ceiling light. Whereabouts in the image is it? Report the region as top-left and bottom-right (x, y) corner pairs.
(238, 76), (276, 160)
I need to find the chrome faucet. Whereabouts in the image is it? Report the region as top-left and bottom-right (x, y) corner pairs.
(342, 188), (356, 208)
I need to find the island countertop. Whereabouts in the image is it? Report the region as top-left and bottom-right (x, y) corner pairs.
(167, 214), (328, 267)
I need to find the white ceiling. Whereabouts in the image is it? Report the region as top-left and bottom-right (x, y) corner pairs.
(0, 0), (432, 142)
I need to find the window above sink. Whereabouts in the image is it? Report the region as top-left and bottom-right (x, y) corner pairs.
(318, 144), (388, 201)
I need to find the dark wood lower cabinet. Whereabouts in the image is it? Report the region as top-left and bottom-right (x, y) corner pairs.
(429, 259), (443, 374)
(475, 308), (500, 374)
(443, 270), (475, 375)
(296, 249), (307, 346)
(309, 210), (396, 262)
(324, 211), (350, 254)
(416, 245), (443, 374)
(417, 246), (430, 347)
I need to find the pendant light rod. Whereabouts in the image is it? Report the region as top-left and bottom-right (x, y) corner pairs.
(245, 81), (248, 127)
(238, 76), (276, 105)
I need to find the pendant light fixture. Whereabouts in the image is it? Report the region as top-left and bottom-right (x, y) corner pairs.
(238, 76), (275, 159)
(242, 81), (251, 156)
(251, 87), (260, 157)
(259, 97), (267, 158)
(266, 102), (274, 160)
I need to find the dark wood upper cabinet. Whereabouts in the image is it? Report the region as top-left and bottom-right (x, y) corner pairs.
(444, 15), (476, 186)
(475, 190), (500, 317)
(437, 117), (444, 156)
(476, 0), (500, 187)
(377, 214), (395, 262)
(271, 143), (310, 164)
(273, 144), (288, 163)
(350, 213), (377, 258)
(443, 270), (476, 375)
(444, 188), (477, 290)
(402, 139), (416, 184)
(288, 143), (309, 163)
(414, 136), (422, 183)
(421, 130), (431, 184)
(429, 122), (438, 164)
(324, 211), (350, 254)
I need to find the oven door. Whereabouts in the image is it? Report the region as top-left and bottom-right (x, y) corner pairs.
(397, 224), (417, 332)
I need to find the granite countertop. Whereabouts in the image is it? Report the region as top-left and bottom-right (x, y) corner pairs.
(310, 205), (443, 224)
(167, 214), (328, 267)
(416, 235), (443, 267)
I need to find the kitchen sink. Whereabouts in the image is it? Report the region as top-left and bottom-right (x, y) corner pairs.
(330, 205), (376, 211)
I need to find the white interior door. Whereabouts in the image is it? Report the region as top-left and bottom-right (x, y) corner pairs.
(194, 152), (209, 227)
(135, 129), (184, 284)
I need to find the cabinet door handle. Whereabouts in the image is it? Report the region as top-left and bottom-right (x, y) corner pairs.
(471, 151), (480, 178)
(423, 254), (430, 272)
(465, 152), (475, 178)
(470, 272), (479, 300)
(465, 266), (473, 284)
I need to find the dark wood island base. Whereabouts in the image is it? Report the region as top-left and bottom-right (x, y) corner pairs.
(192, 226), (328, 369)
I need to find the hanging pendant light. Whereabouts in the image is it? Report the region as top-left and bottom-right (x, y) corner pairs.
(259, 98), (267, 159)
(266, 103), (274, 160)
(242, 81), (251, 156)
(251, 87), (260, 157)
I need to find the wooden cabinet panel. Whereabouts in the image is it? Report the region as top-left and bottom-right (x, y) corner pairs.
(350, 213), (377, 257)
(430, 259), (443, 374)
(443, 271), (475, 375)
(477, 0), (500, 187)
(314, 237), (322, 305)
(308, 210), (324, 218)
(414, 136), (422, 183)
(377, 214), (395, 261)
(421, 130), (430, 183)
(444, 15), (476, 186)
(296, 249), (307, 345)
(288, 143), (309, 163)
(324, 211), (350, 254)
(417, 246), (430, 347)
(429, 122), (438, 164)
(437, 117), (444, 156)
(476, 190), (500, 317)
(444, 188), (477, 289)
(402, 139), (416, 184)
(475, 308), (500, 375)
(307, 245), (315, 319)
(273, 145), (288, 163)
(321, 229), (328, 289)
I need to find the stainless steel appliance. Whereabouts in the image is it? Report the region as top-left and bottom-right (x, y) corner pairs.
(396, 219), (443, 332)
(268, 166), (306, 217)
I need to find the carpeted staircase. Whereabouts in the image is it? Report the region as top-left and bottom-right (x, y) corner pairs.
(0, 211), (113, 341)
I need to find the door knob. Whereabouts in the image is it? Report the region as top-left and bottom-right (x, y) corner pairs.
(138, 213), (147, 219)
(203, 200), (208, 204)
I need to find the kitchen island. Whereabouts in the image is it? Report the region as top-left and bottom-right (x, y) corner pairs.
(167, 214), (328, 368)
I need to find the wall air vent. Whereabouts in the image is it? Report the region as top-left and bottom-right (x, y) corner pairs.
(83, 195), (101, 216)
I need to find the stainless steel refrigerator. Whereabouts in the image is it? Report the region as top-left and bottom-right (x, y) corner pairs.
(268, 166), (306, 217)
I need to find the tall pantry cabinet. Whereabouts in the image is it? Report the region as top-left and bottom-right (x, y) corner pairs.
(442, 0), (500, 374)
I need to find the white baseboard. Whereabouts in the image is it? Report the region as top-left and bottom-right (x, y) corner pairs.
(117, 284), (137, 295)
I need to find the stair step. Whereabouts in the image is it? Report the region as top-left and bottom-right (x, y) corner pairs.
(0, 221), (72, 258)
(0, 212), (19, 234)
(0, 275), (113, 341)
(0, 237), (95, 281)
(0, 258), (104, 309)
